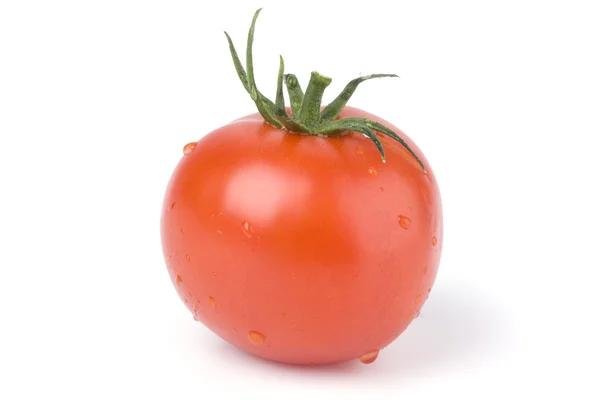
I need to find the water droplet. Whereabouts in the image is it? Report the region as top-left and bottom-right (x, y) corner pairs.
(358, 350), (379, 364)
(367, 167), (378, 176)
(248, 330), (266, 345)
(183, 142), (196, 155)
(281, 313), (287, 318)
(179, 228), (184, 235)
(408, 313), (414, 320)
(398, 215), (411, 229)
(428, 287), (432, 293)
(432, 236), (438, 246)
(193, 301), (202, 321)
(208, 296), (216, 309)
(356, 146), (364, 155)
(175, 275), (183, 286)
(423, 267), (428, 275)
(185, 254), (190, 262)
(415, 294), (421, 304)
(216, 229), (223, 235)
(212, 271), (217, 277)
(380, 187), (385, 192)
(169, 202), (176, 210)
(242, 221), (254, 238)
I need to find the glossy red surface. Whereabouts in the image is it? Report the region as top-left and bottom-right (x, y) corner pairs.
(160, 106), (443, 365)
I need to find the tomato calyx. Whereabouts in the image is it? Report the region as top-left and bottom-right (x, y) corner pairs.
(223, 9), (425, 171)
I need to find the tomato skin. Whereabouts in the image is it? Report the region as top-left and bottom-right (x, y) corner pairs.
(160, 106), (442, 365)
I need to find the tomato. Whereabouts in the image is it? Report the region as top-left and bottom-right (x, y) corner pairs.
(161, 105), (442, 364)
(160, 9), (442, 365)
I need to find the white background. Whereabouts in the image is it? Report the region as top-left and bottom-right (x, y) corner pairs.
(1, 0), (599, 398)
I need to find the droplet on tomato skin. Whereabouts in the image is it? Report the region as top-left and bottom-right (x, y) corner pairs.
(216, 229), (223, 235)
(248, 330), (266, 345)
(179, 228), (184, 235)
(398, 215), (411, 229)
(368, 167), (378, 176)
(208, 296), (216, 309)
(423, 266), (428, 275)
(193, 301), (202, 321)
(408, 313), (414, 321)
(185, 254), (191, 262)
(428, 287), (432, 294)
(432, 236), (438, 246)
(242, 221), (254, 238)
(358, 350), (379, 364)
(169, 202), (176, 211)
(415, 294), (421, 304)
(380, 187), (385, 192)
(356, 146), (364, 155)
(175, 275), (183, 286)
(183, 142), (196, 155)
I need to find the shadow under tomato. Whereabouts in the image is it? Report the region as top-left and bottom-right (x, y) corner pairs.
(372, 283), (512, 379)
(201, 283), (511, 381)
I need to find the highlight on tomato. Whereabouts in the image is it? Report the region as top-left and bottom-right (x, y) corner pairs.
(160, 9), (443, 365)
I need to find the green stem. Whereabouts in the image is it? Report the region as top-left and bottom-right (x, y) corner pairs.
(320, 74), (398, 122)
(275, 56), (286, 117)
(274, 57), (308, 132)
(284, 74), (304, 117)
(245, 8), (282, 128)
(225, 31), (276, 110)
(297, 71), (332, 127)
(223, 8), (426, 171)
(224, 32), (249, 91)
(315, 117), (425, 170)
(359, 126), (386, 162)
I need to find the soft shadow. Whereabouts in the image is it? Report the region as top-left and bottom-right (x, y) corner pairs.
(215, 343), (365, 376)
(373, 283), (512, 379)
(202, 283), (511, 381)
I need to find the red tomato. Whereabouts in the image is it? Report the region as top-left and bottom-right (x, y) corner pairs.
(160, 105), (443, 365)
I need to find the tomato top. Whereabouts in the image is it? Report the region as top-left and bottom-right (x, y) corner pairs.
(224, 8), (425, 171)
